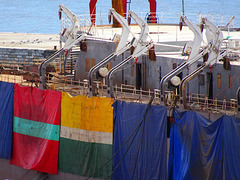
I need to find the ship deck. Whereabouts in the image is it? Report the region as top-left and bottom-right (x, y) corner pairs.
(0, 24), (239, 117)
(1, 24), (240, 50)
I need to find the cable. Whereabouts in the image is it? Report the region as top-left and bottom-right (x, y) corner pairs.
(86, 118), (142, 180)
(86, 95), (154, 179)
(107, 120), (143, 179)
(130, 107), (153, 179)
(109, 96), (154, 179)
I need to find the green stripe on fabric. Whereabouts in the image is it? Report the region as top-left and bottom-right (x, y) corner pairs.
(13, 116), (60, 141)
(59, 137), (112, 178)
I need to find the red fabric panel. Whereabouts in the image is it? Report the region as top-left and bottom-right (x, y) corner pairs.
(148, 0), (157, 23)
(11, 84), (61, 174)
(122, 0), (127, 18)
(10, 133), (59, 174)
(14, 84), (61, 125)
(89, 0), (98, 24)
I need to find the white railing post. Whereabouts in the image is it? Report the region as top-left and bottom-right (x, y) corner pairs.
(198, 12), (202, 25)
(100, 11), (103, 25)
(161, 9), (163, 24)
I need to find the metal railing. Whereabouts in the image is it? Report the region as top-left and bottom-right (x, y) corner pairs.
(61, 10), (239, 36)
(0, 64), (238, 115)
(185, 93), (237, 115)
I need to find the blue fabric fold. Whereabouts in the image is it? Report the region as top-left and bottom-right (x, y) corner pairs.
(169, 110), (240, 180)
(112, 100), (167, 180)
(0, 81), (14, 159)
(222, 115), (240, 180)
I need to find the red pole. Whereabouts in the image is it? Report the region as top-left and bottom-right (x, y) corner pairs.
(122, 0), (127, 18)
(148, 0), (157, 23)
(89, 0), (98, 24)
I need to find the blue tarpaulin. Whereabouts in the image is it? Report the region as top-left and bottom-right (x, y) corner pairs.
(222, 115), (240, 179)
(112, 100), (167, 180)
(0, 81), (14, 159)
(168, 110), (240, 180)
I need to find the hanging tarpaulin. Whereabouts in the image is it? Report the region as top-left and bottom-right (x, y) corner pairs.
(222, 115), (240, 179)
(10, 84), (61, 174)
(89, 0), (98, 24)
(0, 81), (14, 160)
(112, 101), (167, 180)
(168, 111), (240, 179)
(59, 92), (113, 178)
(168, 111), (224, 180)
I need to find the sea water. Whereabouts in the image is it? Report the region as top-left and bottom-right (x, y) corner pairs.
(0, 0), (239, 34)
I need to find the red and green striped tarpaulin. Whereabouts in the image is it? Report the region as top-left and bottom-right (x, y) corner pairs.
(10, 84), (61, 174)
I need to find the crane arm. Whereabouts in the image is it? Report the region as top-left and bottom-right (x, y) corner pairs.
(39, 5), (87, 89)
(59, 4), (80, 28)
(181, 16), (203, 60)
(88, 8), (132, 96)
(179, 19), (225, 108)
(203, 17), (224, 66)
(106, 11), (153, 98)
(109, 8), (132, 55)
(160, 16), (204, 95)
(59, 4), (80, 45)
(107, 41), (153, 98)
(128, 10), (151, 58)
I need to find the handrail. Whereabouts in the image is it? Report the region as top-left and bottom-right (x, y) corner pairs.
(0, 68), (237, 114)
(61, 11), (239, 35)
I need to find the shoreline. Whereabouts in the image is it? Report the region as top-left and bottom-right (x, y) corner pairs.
(0, 32), (60, 50)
